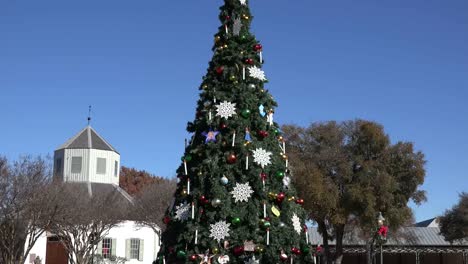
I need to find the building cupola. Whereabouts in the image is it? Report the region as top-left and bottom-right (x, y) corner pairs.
(54, 126), (120, 185)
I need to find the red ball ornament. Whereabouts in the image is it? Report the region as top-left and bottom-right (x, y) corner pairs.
(277, 192), (286, 203)
(245, 58), (254, 65)
(260, 172), (267, 180)
(225, 15), (231, 20)
(216, 66), (224, 75)
(280, 253), (288, 261)
(254, 43), (263, 52)
(190, 255), (198, 261)
(233, 246), (245, 256)
(199, 195), (206, 201)
(291, 247), (301, 255)
(163, 216), (171, 224)
(257, 130), (269, 139)
(295, 198), (305, 205)
(227, 154), (237, 164)
(219, 123), (228, 130)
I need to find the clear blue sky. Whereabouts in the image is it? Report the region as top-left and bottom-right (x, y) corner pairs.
(1, 0), (467, 222)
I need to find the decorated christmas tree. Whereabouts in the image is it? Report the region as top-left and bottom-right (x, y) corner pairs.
(158, 0), (310, 263)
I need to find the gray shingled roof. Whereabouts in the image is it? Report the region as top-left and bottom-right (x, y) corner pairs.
(308, 226), (468, 247)
(57, 126), (118, 153)
(66, 182), (134, 206)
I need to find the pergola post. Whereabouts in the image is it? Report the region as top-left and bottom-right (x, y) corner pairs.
(416, 252), (420, 264)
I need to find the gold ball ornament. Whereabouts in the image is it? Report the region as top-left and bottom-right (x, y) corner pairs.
(212, 247), (219, 254)
(255, 245), (264, 253)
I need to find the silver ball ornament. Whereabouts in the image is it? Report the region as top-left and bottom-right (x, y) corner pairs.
(220, 176), (229, 185)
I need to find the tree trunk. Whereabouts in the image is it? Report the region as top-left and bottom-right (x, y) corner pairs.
(318, 220), (332, 264)
(334, 224), (345, 264)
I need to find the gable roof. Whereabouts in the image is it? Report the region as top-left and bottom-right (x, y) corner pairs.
(56, 126), (118, 153)
(414, 218), (439, 228)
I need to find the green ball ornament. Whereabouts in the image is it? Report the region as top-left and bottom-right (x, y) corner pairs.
(302, 246), (311, 254)
(273, 128), (281, 135)
(176, 250), (187, 259)
(232, 217), (241, 225)
(263, 221), (271, 228)
(229, 75), (237, 81)
(181, 155), (192, 162)
(241, 109), (251, 118)
(248, 84), (256, 89)
(276, 171), (285, 179)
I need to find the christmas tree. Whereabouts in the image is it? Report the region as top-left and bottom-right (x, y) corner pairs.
(159, 0), (310, 263)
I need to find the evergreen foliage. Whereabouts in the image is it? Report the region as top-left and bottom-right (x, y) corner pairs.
(159, 0), (309, 263)
(439, 192), (468, 244)
(283, 120), (426, 264)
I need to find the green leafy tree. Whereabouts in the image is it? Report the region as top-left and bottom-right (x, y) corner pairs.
(439, 192), (468, 244)
(283, 120), (426, 264)
(158, 0), (309, 263)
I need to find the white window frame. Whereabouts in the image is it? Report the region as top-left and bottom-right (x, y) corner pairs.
(114, 160), (119, 177)
(96, 158), (106, 174)
(130, 239), (140, 260)
(102, 238), (112, 259)
(71, 156), (82, 173)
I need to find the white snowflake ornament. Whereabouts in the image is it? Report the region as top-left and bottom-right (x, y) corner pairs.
(248, 66), (267, 81)
(239, 0), (247, 5)
(252, 148), (272, 168)
(233, 18), (242, 36)
(174, 202), (191, 221)
(215, 101), (236, 119)
(209, 221), (231, 242)
(292, 213), (302, 234)
(231, 182), (254, 203)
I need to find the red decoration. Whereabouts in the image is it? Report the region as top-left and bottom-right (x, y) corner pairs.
(216, 66), (224, 75)
(199, 195), (210, 205)
(280, 253), (288, 261)
(233, 246), (245, 256)
(257, 130), (269, 139)
(260, 172), (267, 180)
(189, 255), (197, 261)
(295, 198), (304, 205)
(253, 43), (263, 52)
(225, 15), (231, 20)
(316, 245), (323, 253)
(219, 123), (228, 130)
(245, 58), (254, 65)
(378, 225), (389, 237)
(291, 247), (301, 255)
(276, 192), (286, 203)
(227, 154), (237, 164)
(163, 216), (171, 224)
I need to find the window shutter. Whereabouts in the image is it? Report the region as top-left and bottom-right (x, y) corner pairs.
(111, 238), (117, 257)
(97, 241), (103, 256)
(125, 239), (131, 260)
(138, 239), (144, 261)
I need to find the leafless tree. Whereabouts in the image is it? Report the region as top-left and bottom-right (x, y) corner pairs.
(49, 183), (128, 264)
(0, 156), (60, 264)
(131, 179), (177, 233)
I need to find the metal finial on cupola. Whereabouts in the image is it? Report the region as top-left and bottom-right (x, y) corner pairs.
(87, 105), (92, 126)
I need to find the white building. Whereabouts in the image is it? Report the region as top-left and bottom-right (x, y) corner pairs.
(26, 126), (161, 264)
